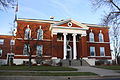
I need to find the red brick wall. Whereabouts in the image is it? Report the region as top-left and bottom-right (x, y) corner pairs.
(16, 21), (52, 39)
(86, 27), (110, 42)
(15, 21), (52, 59)
(81, 36), (88, 57)
(86, 27), (111, 59)
(0, 35), (14, 59)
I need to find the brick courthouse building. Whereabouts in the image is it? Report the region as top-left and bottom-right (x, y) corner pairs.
(0, 18), (111, 66)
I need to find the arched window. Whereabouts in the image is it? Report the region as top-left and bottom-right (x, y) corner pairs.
(99, 30), (104, 42)
(24, 25), (31, 39)
(89, 30), (94, 42)
(0, 48), (2, 57)
(37, 26), (43, 40)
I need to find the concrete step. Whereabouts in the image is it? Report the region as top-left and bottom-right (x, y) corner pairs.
(61, 59), (90, 66)
(82, 59), (90, 66)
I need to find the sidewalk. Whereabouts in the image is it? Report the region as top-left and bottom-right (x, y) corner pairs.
(71, 66), (120, 77)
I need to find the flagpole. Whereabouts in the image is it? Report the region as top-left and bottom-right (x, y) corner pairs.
(10, 0), (18, 54)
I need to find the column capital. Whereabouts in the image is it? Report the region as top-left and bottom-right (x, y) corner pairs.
(63, 32), (67, 35)
(72, 33), (77, 36)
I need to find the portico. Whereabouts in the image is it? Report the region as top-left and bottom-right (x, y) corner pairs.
(50, 19), (89, 60)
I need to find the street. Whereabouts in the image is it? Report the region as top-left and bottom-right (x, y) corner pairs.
(0, 76), (120, 80)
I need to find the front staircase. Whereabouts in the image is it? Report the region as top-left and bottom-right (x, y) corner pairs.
(61, 59), (90, 66)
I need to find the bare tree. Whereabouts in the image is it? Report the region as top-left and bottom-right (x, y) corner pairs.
(91, 0), (120, 64)
(16, 25), (58, 67)
(0, 0), (16, 11)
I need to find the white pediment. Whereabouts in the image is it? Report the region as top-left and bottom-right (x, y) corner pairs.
(52, 18), (88, 29)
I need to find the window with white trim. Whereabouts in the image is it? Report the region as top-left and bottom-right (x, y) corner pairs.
(36, 45), (43, 56)
(99, 31), (104, 42)
(0, 48), (2, 57)
(24, 25), (31, 39)
(89, 30), (94, 42)
(23, 44), (30, 55)
(90, 47), (95, 56)
(37, 29), (43, 40)
(0, 39), (4, 45)
(10, 40), (15, 45)
(100, 47), (105, 56)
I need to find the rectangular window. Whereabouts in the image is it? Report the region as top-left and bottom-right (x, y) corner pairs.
(0, 49), (2, 57)
(23, 44), (30, 55)
(90, 47), (95, 56)
(0, 39), (4, 45)
(100, 47), (105, 56)
(57, 33), (63, 41)
(10, 40), (15, 45)
(67, 34), (72, 41)
(36, 45), (43, 56)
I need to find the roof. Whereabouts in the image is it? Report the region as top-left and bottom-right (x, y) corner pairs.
(17, 18), (59, 24)
(17, 18), (109, 28)
(82, 23), (109, 28)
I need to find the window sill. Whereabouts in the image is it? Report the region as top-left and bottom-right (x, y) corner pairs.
(88, 56), (111, 58)
(87, 41), (110, 44)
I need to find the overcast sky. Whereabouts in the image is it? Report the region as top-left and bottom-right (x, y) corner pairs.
(0, 0), (107, 35)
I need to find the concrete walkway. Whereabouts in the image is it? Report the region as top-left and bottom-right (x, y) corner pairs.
(71, 66), (120, 77)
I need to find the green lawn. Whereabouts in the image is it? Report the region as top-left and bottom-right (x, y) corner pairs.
(0, 72), (97, 76)
(96, 65), (120, 70)
(0, 66), (77, 71)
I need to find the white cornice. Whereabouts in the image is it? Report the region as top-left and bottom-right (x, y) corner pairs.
(17, 19), (59, 24)
(82, 23), (109, 28)
(52, 26), (88, 30)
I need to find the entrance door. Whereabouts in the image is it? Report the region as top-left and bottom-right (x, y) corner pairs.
(7, 53), (14, 65)
(66, 45), (72, 60)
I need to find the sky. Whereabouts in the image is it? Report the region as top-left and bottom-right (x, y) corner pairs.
(0, 0), (106, 35)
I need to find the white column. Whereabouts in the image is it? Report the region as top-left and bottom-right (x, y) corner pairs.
(63, 33), (67, 59)
(72, 33), (77, 59)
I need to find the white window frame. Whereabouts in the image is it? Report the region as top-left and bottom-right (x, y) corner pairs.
(37, 29), (43, 40)
(100, 47), (105, 56)
(36, 45), (43, 56)
(0, 48), (2, 57)
(89, 32), (94, 42)
(10, 40), (15, 45)
(90, 46), (96, 56)
(99, 33), (104, 42)
(23, 44), (30, 56)
(0, 39), (4, 45)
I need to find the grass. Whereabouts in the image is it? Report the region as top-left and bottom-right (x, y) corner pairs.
(0, 66), (77, 71)
(0, 72), (97, 76)
(95, 65), (120, 70)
